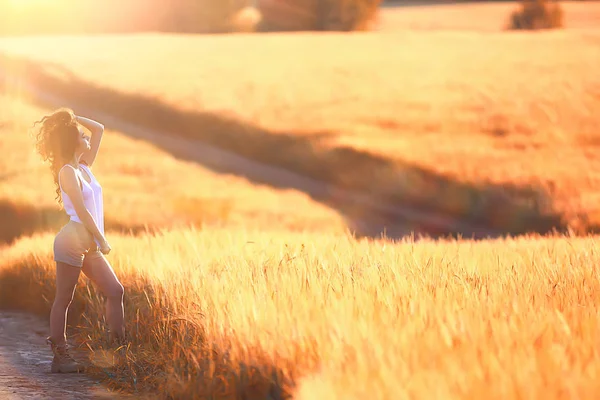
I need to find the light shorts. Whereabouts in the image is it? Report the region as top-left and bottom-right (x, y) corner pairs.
(53, 220), (103, 268)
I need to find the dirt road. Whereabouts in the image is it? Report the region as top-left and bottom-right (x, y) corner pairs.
(0, 311), (134, 400)
(0, 65), (500, 241)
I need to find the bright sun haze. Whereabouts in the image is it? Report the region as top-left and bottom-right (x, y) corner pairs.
(0, 1), (599, 399)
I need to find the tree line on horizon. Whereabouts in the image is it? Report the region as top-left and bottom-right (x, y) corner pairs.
(0, 0), (573, 36)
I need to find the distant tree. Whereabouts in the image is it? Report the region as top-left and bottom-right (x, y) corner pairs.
(256, 0), (383, 32)
(509, 0), (564, 30)
(157, 0), (251, 33)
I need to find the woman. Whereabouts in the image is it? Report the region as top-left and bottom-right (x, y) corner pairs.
(33, 108), (125, 373)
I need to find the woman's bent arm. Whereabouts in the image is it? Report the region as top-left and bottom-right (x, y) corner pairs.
(77, 115), (104, 167)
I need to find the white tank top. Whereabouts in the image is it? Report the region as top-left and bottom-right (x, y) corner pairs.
(58, 164), (104, 246)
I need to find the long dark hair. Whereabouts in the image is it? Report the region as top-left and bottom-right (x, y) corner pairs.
(32, 108), (80, 205)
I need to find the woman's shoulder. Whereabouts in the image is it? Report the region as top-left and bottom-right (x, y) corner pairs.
(58, 163), (77, 174)
(58, 164), (84, 191)
(58, 164), (86, 181)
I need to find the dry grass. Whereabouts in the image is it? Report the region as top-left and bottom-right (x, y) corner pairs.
(0, 96), (349, 244)
(1, 228), (600, 399)
(0, 9), (599, 233)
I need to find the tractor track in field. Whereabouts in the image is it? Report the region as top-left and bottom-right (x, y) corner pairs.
(0, 67), (502, 242)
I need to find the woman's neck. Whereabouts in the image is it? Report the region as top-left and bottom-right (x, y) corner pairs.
(69, 155), (80, 167)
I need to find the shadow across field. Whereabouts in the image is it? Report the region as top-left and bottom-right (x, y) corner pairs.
(0, 53), (589, 241)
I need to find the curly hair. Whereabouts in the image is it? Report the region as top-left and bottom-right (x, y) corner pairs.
(32, 108), (80, 206)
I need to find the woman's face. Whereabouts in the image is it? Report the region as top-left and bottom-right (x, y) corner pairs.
(76, 125), (91, 155)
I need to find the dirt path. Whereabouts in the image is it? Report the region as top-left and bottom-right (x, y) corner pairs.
(0, 311), (136, 399)
(0, 66), (501, 240)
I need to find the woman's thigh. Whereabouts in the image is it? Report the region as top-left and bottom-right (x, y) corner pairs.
(54, 262), (82, 302)
(54, 222), (92, 268)
(81, 253), (124, 298)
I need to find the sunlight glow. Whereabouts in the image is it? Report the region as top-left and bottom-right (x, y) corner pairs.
(5, 0), (53, 7)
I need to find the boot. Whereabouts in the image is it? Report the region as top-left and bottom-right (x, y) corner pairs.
(108, 329), (130, 351)
(108, 331), (131, 366)
(46, 337), (85, 373)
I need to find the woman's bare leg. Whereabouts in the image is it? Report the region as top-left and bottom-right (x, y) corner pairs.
(82, 254), (125, 340)
(49, 262), (82, 346)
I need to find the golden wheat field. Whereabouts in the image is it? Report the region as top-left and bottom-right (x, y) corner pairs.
(0, 4), (599, 233)
(1, 2), (600, 399)
(2, 225), (600, 399)
(0, 96), (350, 244)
